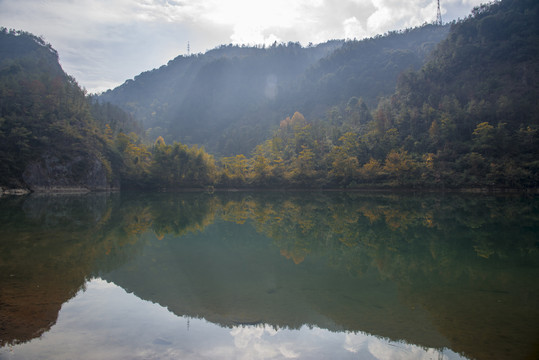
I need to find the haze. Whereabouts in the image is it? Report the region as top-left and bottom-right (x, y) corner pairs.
(0, 0), (484, 93)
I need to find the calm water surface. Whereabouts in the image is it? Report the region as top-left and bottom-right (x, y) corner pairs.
(0, 191), (538, 360)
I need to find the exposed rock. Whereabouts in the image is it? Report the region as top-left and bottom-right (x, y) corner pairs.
(22, 192), (112, 225)
(0, 187), (31, 196)
(22, 152), (119, 192)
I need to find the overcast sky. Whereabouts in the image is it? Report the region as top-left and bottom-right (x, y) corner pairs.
(0, 0), (485, 93)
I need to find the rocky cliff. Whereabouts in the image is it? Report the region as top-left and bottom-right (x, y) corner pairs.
(21, 152), (119, 192)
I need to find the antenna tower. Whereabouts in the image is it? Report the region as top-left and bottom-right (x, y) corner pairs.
(187, 41), (190, 56)
(436, 0), (443, 26)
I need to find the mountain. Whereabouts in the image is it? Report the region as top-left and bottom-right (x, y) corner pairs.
(283, 24), (450, 115)
(190, 0), (537, 190)
(375, 0), (539, 187)
(99, 40), (344, 155)
(0, 29), (64, 77)
(211, 0), (539, 189)
(100, 25), (450, 155)
(2, 0), (537, 191)
(0, 28), (141, 191)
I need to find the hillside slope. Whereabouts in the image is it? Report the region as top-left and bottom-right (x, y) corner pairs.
(205, 0), (539, 189)
(100, 25), (449, 155)
(0, 29), (140, 191)
(381, 0), (539, 186)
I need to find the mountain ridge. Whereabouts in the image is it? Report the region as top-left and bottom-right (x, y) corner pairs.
(1, 0), (538, 191)
(100, 25), (450, 155)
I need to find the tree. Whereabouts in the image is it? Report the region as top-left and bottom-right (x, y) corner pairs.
(220, 154), (248, 186)
(384, 150), (417, 185)
(250, 154), (272, 186)
(359, 158), (383, 182)
(472, 122), (495, 156)
(329, 132), (361, 185)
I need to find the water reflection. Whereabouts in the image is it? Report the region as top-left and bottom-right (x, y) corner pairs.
(0, 192), (538, 360)
(0, 193), (115, 346)
(1, 278), (465, 360)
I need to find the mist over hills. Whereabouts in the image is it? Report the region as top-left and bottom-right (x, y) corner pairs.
(1, 0), (538, 191)
(100, 25), (450, 155)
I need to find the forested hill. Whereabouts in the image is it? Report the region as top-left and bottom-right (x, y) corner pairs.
(224, 0), (537, 190)
(100, 25), (450, 155)
(2, 0), (537, 191)
(372, 0), (539, 187)
(0, 30), (64, 77)
(161, 0), (536, 190)
(0, 29), (142, 190)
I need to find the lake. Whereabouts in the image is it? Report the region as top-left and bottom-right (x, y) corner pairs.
(0, 191), (538, 360)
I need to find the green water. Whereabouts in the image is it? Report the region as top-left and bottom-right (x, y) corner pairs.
(0, 191), (538, 359)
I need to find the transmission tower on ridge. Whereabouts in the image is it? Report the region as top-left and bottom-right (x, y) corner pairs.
(436, 0), (443, 26)
(187, 41), (190, 56)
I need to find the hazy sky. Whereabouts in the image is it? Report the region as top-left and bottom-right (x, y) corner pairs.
(0, 0), (484, 93)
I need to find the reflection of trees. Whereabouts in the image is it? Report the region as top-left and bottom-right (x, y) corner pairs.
(97, 191), (538, 360)
(0, 194), (116, 346)
(213, 193), (539, 277)
(150, 194), (218, 237)
(210, 192), (539, 360)
(5, 191), (538, 288)
(0, 192), (220, 346)
(178, 192), (539, 297)
(95, 193), (219, 273)
(2, 191), (538, 358)
(52, 191), (535, 280)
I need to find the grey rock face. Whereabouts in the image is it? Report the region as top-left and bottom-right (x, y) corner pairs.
(22, 153), (118, 192)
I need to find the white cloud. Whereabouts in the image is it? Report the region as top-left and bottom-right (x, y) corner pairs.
(230, 325), (298, 359)
(368, 340), (451, 360)
(230, 325), (266, 349)
(0, 0), (486, 92)
(344, 332), (368, 353)
(278, 345), (300, 358)
(367, 0), (432, 33)
(343, 17), (367, 40)
(8, 278), (469, 360)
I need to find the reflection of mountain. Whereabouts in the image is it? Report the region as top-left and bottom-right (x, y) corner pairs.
(102, 220), (451, 346)
(1, 192), (538, 360)
(110, 192), (539, 360)
(0, 192), (216, 346)
(0, 194), (113, 346)
(100, 212), (539, 360)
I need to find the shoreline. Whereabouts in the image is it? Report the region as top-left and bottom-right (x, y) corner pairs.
(3, 185), (538, 196)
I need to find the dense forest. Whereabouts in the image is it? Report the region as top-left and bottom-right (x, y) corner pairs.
(100, 25), (450, 155)
(1, 0), (538, 191)
(216, 0), (538, 189)
(0, 28), (140, 189)
(0, 29), (214, 191)
(225, 0), (539, 189)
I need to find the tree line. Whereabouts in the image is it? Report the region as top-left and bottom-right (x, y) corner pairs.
(1, 0), (538, 191)
(104, 0), (538, 190)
